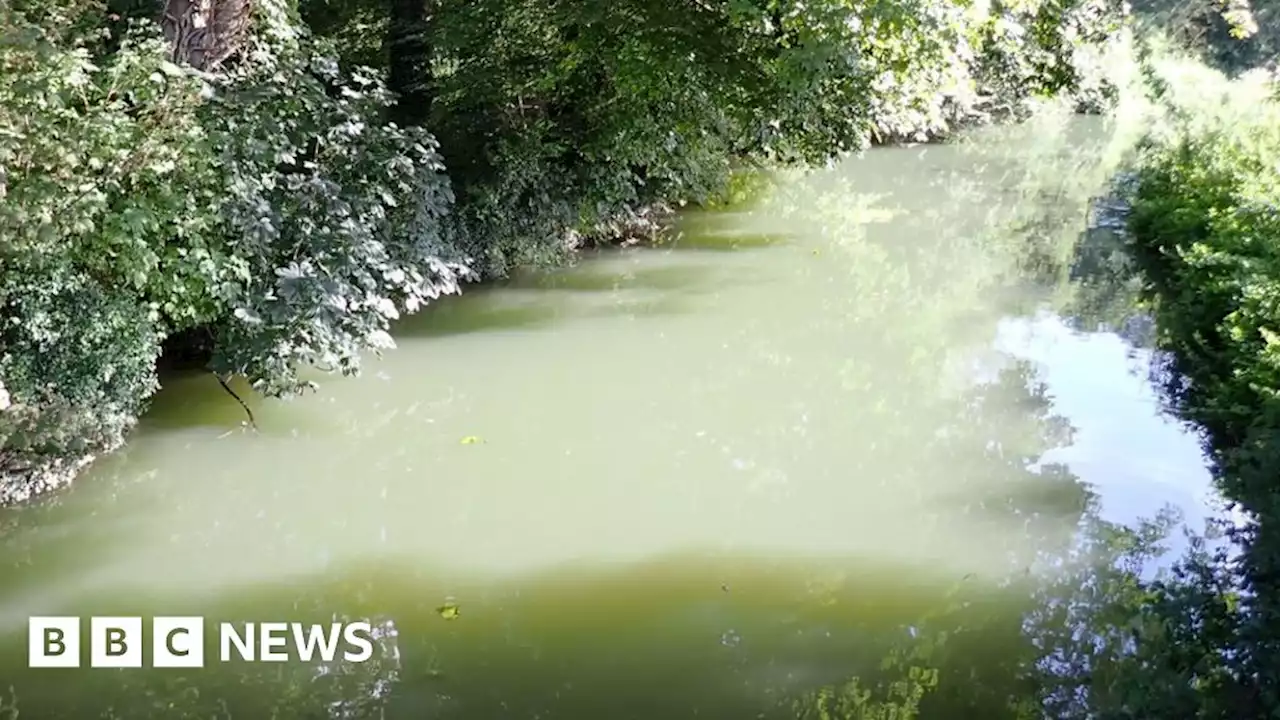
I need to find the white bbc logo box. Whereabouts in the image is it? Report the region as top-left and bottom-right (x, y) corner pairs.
(28, 616), (205, 668)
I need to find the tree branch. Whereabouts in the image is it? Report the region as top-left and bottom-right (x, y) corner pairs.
(215, 373), (257, 431)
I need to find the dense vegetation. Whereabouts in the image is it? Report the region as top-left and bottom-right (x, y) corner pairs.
(0, 0), (1128, 502)
(0, 0), (469, 501)
(1095, 55), (1280, 717)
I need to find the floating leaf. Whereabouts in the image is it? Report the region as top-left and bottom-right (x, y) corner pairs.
(436, 601), (460, 620)
(460, 435), (482, 445)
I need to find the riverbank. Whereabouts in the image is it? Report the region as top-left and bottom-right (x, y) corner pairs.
(1094, 57), (1280, 716)
(0, 0), (1134, 508)
(835, 42), (1280, 720)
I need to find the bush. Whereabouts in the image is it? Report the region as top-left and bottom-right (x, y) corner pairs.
(304, 0), (1132, 279)
(1048, 54), (1280, 719)
(0, 3), (201, 493)
(1129, 0), (1271, 73)
(0, 0), (468, 496)
(195, 7), (469, 396)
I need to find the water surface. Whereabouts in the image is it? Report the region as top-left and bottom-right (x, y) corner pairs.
(0, 115), (1214, 719)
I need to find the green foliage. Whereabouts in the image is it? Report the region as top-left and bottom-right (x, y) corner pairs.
(195, 12), (469, 396)
(1129, 0), (1271, 73)
(1124, 59), (1280, 490)
(973, 0), (1131, 114)
(1, 0), (467, 492)
(302, 0), (1131, 278)
(795, 663), (939, 720)
(1123, 61), (1280, 715)
(0, 3), (197, 488)
(1027, 52), (1280, 720)
(419, 0), (757, 275)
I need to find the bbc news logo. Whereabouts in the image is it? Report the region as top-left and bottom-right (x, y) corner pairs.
(28, 617), (375, 668)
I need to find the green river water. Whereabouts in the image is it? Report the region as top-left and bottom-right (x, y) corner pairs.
(0, 114), (1218, 719)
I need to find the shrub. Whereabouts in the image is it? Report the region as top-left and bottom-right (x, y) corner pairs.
(0, 0), (468, 495)
(0, 3), (203, 492)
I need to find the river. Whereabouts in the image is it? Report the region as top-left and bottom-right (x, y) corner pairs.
(0, 112), (1217, 719)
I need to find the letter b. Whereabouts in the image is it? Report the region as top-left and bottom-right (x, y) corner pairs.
(28, 617), (79, 668)
(91, 617), (142, 668)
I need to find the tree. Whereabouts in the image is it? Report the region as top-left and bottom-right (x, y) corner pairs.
(0, 0), (467, 499)
(160, 0), (254, 71)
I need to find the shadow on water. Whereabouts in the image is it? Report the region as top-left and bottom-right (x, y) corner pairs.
(138, 247), (732, 435)
(501, 258), (719, 294)
(397, 253), (722, 339)
(928, 461), (1097, 533)
(141, 372), (268, 433)
(137, 246), (733, 435)
(0, 492), (142, 629)
(0, 553), (1039, 720)
(659, 211), (791, 252)
(394, 287), (569, 339)
(139, 370), (337, 438)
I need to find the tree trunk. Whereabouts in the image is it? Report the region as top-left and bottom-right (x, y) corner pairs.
(160, 0), (254, 71)
(385, 0), (435, 127)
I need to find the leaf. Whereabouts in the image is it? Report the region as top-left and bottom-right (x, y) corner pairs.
(234, 307), (263, 325)
(460, 435), (482, 445)
(436, 601), (460, 620)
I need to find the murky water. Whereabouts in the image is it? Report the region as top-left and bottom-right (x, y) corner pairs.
(0, 114), (1214, 718)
